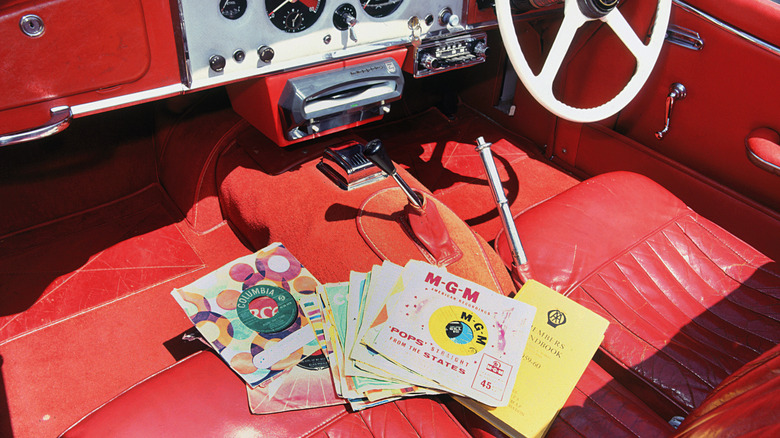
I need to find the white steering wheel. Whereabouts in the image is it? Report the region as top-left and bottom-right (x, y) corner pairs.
(495, 0), (671, 123)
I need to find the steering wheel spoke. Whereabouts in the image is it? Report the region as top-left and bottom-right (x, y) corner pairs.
(538, 6), (589, 87)
(603, 9), (651, 63)
(496, 0), (672, 123)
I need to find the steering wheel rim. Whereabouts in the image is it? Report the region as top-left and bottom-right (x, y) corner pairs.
(495, 0), (672, 123)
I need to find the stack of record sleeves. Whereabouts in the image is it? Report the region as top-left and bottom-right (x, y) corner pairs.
(313, 260), (536, 410)
(172, 244), (535, 413)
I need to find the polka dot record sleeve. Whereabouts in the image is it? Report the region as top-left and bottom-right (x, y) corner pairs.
(171, 242), (321, 387)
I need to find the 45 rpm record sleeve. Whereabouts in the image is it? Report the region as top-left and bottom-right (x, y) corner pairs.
(366, 261), (535, 407)
(171, 242), (320, 387)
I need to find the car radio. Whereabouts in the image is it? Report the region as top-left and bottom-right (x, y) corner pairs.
(410, 32), (488, 78)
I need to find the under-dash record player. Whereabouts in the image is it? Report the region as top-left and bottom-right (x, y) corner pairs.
(279, 58), (404, 141)
(228, 49), (407, 147)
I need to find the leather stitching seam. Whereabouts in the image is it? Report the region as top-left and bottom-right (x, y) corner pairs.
(563, 209), (693, 296)
(629, 238), (763, 359)
(687, 215), (780, 281)
(589, 269), (716, 396)
(658, 224), (777, 345)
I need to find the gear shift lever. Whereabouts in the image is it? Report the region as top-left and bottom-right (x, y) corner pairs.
(364, 139), (424, 208)
(362, 138), (461, 264)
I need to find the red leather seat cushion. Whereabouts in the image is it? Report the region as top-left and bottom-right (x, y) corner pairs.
(60, 351), (470, 438)
(549, 361), (675, 437)
(676, 343), (780, 437)
(447, 360), (676, 438)
(495, 172), (780, 415)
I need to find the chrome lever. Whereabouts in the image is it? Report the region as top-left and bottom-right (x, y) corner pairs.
(363, 139), (423, 208)
(666, 25), (704, 51)
(655, 83), (687, 140)
(475, 137), (528, 267)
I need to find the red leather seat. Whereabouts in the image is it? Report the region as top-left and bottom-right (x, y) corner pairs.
(546, 342), (780, 438)
(495, 171), (780, 418)
(447, 360), (677, 438)
(59, 350), (471, 438)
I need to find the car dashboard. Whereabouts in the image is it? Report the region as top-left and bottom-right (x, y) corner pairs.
(179, 0), (469, 89)
(0, 0), (502, 143)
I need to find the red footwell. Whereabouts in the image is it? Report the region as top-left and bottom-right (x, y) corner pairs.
(0, 186), (203, 343)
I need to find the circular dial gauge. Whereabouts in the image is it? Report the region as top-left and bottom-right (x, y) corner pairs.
(266, 0), (325, 33)
(360, 0), (404, 18)
(220, 0), (247, 20)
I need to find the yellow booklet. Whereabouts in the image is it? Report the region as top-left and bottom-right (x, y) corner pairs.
(456, 280), (609, 437)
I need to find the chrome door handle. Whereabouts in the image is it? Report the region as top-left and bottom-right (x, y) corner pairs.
(0, 106), (72, 147)
(655, 83), (687, 140)
(666, 24), (704, 51)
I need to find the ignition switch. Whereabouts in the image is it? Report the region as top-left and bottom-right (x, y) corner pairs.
(333, 4), (358, 42)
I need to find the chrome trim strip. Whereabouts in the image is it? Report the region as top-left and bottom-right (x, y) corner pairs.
(673, 0), (780, 56)
(70, 84), (186, 117)
(0, 106), (72, 147)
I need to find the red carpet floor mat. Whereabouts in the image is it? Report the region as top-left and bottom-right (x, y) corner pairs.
(355, 106), (580, 240)
(0, 185), (204, 343)
(0, 194), (250, 438)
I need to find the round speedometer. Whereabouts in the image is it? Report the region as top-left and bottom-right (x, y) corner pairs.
(266, 0), (325, 33)
(360, 0), (403, 18)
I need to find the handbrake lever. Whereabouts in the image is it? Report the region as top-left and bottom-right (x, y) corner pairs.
(363, 139), (424, 208)
(475, 137), (530, 277)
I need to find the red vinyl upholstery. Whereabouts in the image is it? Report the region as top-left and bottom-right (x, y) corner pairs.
(495, 171), (780, 417)
(549, 361), (675, 437)
(60, 350), (471, 438)
(544, 339), (780, 438)
(675, 343), (780, 437)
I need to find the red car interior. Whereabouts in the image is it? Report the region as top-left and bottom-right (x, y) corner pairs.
(0, 0), (778, 437)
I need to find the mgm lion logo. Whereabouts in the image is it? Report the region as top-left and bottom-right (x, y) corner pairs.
(547, 309), (567, 328)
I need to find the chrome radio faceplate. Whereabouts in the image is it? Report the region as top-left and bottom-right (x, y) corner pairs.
(413, 33), (488, 77)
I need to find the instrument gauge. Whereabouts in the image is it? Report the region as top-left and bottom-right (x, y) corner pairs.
(220, 0), (247, 20)
(266, 0), (325, 33)
(360, 0), (403, 18)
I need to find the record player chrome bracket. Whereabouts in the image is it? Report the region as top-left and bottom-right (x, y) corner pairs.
(317, 141), (388, 190)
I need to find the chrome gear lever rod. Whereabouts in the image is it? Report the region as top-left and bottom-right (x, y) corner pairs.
(363, 139), (424, 208)
(475, 137), (528, 267)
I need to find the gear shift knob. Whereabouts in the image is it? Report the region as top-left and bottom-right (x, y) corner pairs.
(363, 139), (395, 176)
(363, 139), (423, 207)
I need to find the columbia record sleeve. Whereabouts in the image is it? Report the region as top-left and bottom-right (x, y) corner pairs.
(172, 243), (320, 387)
(367, 261), (536, 406)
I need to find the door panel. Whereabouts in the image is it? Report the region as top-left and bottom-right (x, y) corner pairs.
(0, 0), (181, 136)
(615, 0), (780, 210)
(556, 0), (780, 210)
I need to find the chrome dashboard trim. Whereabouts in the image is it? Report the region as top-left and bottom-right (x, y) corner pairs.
(673, 0), (780, 56)
(70, 84), (186, 117)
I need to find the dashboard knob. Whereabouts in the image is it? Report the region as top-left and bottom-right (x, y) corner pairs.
(473, 41), (488, 57)
(419, 53), (441, 70)
(257, 46), (275, 63)
(209, 55), (226, 72)
(439, 8), (453, 25)
(439, 8), (463, 32)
